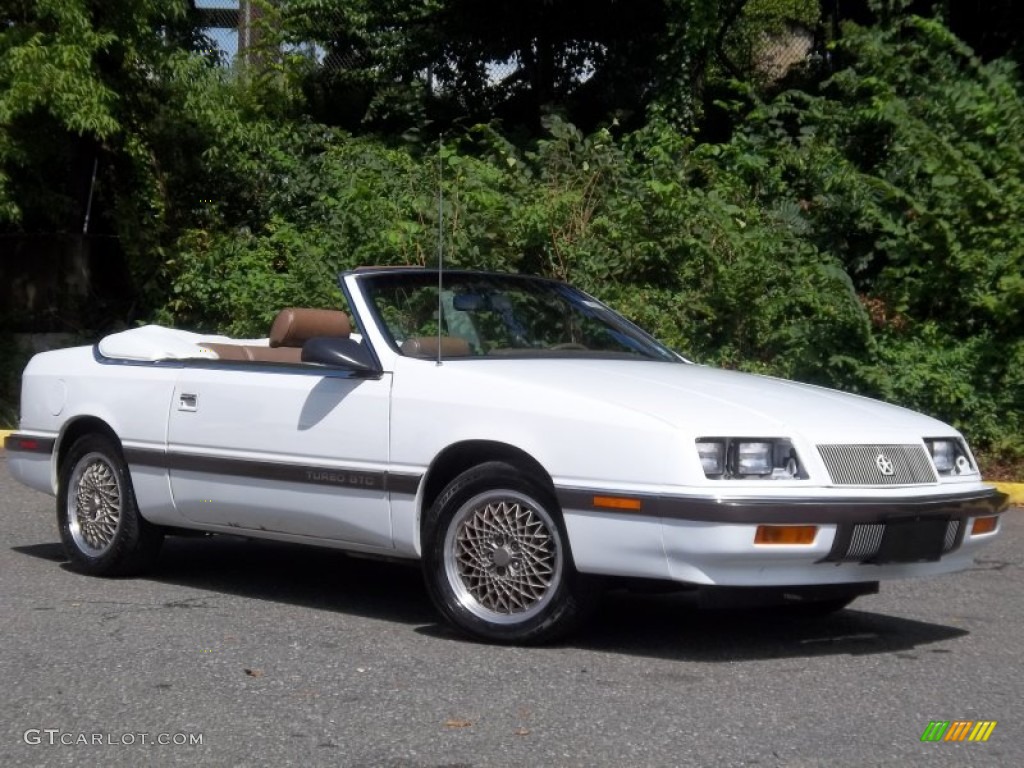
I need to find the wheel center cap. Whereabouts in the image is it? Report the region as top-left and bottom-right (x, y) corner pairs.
(492, 547), (513, 568)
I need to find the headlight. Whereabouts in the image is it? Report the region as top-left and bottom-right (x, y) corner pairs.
(696, 440), (726, 475)
(736, 441), (773, 476)
(927, 439), (956, 473)
(925, 438), (976, 476)
(695, 438), (804, 479)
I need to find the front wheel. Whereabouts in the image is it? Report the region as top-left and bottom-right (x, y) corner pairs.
(57, 434), (163, 576)
(423, 462), (599, 644)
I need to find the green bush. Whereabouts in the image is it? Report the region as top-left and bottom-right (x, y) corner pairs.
(151, 13), (1023, 458)
(156, 112), (870, 386)
(717, 15), (1024, 453)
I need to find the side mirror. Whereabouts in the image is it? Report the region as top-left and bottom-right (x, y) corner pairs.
(301, 336), (381, 376)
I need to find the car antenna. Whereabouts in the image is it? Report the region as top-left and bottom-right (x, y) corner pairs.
(436, 133), (444, 367)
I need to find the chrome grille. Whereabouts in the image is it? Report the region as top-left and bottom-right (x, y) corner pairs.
(817, 444), (937, 486)
(845, 523), (885, 561)
(943, 519), (961, 553)
(824, 518), (964, 563)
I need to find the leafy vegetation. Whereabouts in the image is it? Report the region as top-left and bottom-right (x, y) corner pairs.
(719, 15), (1024, 455)
(1, 2), (1022, 468)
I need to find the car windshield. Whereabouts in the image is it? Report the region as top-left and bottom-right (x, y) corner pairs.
(357, 271), (681, 362)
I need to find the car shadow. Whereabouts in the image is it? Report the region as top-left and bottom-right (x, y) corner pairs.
(154, 535), (438, 625)
(563, 590), (969, 662)
(13, 542), (67, 561)
(416, 590), (969, 662)
(13, 537), (969, 662)
(13, 536), (435, 627)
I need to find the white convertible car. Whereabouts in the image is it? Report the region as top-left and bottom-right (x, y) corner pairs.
(5, 268), (1008, 643)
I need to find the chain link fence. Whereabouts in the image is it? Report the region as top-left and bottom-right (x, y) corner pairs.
(721, 21), (824, 86)
(193, 0), (239, 63)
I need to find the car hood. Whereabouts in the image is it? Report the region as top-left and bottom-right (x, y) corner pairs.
(453, 359), (954, 442)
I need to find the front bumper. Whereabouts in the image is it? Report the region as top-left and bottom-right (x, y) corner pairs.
(558, 485), (1008, 586)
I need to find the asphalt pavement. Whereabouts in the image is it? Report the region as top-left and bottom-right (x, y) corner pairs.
(1, 455), (1021, 767)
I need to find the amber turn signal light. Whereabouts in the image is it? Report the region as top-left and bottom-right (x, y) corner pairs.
(593, 495), (643, 511)
(754, 525), (818, 545)
(971, 516), (999, 535)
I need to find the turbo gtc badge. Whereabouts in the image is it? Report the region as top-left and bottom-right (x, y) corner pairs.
(876, 453), (895, 476)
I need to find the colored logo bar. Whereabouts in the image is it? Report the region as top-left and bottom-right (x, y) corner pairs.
(921, 721), (997, 742)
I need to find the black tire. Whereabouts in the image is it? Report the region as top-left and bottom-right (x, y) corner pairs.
(57, 434), (164, 576)
(422, 462), (600, 644)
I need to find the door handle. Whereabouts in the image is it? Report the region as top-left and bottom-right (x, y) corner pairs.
(178, 393), (198, 412)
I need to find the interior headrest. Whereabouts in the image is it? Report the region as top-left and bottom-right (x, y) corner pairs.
(400, 336), (472, 358)
(270, 308), (351, 348)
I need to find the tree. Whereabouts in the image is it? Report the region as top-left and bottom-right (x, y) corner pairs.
(279, 0), (801, 134)
(0, 0), (266, 320)
(0, 0), (206, 234)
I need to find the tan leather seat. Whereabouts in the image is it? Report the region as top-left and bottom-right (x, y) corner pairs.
(269, 308), (351, 348)
(243, 307), (351, 363)
(200, 342), (253, 361)
(401, 336), (472, 358)
(246, 346), (302, 363)
(203, 308), (351, 363)
(202, 343), (301, 363)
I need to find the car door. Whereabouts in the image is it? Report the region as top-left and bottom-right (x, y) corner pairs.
(166, 364), (392, 547)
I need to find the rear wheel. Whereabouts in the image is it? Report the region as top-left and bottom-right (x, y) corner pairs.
(57, 434), (163, 576)
(423, 462), (599, 644)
